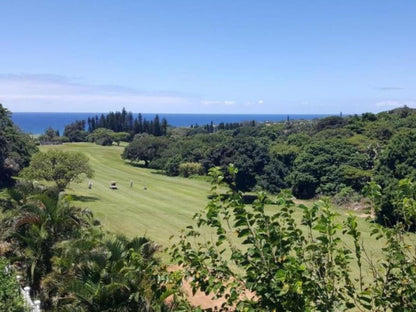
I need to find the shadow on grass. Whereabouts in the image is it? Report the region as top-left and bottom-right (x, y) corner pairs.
(207, 193), (278, 205)
(151, 170), (166, 175)
(124, 160), (146, 168)
(71, 195), (100, 202)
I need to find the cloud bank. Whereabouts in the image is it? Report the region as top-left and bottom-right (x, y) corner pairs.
(0, 74), (194, 113)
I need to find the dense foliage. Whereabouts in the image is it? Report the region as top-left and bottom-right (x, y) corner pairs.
(3, 103), (416, 310)
(0, 104), (37, 188)
(120, 106), (416, 228)
(87, 109), (168, 137)
(0, 258), (25, 312)
(0, 182), (187, 311)
(63, 120), (88, 142)
(289, 139), (371, 198)
(20, 150), (94, 191)
(172, 167), (416, 311)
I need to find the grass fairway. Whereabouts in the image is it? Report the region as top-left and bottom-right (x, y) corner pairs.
(40, 143), (211, 245)
(40, 143), (415, 274)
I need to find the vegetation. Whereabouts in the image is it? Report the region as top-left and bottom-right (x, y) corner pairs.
(38, 127), (61, 144)
(87, 109), (168, 137)
(122, 134), (169, 167)
(20, 149), (94, 191)
(3, 103), (416, 310)
(0, 104), (37, 188)
(0, 258), (25, 312)
(39, 143), (211, 244)
(63, 120), (88, 142)
(0, 182), (188, 311)
(172, 166), (416, 311)
(120, 106), (416, 229)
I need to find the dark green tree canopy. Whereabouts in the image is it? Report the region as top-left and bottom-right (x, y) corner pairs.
(63, 120), (88, 142)
(289, 139), (371, 199)
(122, 134), (168, 167)
(87, 127), (115, 146)
(20, 150), (94, 190)
(375, 128), (416, 186)
(0, 104), (38, 188)
(202, 136), (269, 191)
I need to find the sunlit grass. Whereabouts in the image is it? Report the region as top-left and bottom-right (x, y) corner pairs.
(40, 143), (416, 278)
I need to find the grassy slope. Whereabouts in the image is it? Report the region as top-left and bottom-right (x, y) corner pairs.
(40, 143), (414, 274)
(41, 143), (211, 245)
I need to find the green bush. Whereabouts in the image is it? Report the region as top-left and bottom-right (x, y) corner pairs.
(0, 258), (25, 312)
(172, 166), (416, 311)
(178, 162), (204, 177)
(332, 186), (362, 206)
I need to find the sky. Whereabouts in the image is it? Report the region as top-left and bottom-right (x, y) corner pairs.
(0, 0), (415, 114)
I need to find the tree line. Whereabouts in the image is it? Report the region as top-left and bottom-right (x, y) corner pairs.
(86, 109), (168, 136)
(55, 109), (168, 143)
(122, 106), (416, 229)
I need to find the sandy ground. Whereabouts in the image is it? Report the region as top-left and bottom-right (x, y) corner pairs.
(168, 265), (255, 310)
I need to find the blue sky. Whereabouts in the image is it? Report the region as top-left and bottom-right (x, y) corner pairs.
(1, 0), (415, 114)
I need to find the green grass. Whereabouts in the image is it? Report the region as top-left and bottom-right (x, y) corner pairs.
(39, 143), (415, 272)
(40, 143), (211, 245)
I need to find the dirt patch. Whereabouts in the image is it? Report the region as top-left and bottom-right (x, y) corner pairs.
(345, 201), (368, 211)
(168, 265), (254, 310)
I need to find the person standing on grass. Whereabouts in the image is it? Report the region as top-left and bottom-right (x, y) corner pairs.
(130, 180), (133, 188)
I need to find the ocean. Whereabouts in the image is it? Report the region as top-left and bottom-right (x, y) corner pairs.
(11, 112), (330, 135)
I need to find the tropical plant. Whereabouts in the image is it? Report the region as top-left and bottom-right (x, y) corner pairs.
(47, 232), (186, 311)
(0, 188), (93, 296)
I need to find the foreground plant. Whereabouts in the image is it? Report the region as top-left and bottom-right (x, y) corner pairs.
(171, 166), (416, 311)
(1, 184), (188, 311)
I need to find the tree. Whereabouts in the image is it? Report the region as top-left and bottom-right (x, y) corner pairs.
(289, 139), (371, 199)
(172, 167), (416, 311)
(112, 132), (130, 146)
(63, 120), (87, 142)
(20, 150), (94, 191)
(1, 184), (187, 311)
(122, 134), (168, 167)
(375, 128), (416, 185)
(315, 115), (347, 132)
(256, 158), (288, 193)
(372, 129), (416, 227)
(56, 234), (183, 311)
(87, 128), (115, 146)
(202, 136), (269, 191)
(0, 104), (38, 188)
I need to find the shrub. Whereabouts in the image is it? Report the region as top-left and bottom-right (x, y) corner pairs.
(178, 162), (204, 177)
(0, 258), (25, 312)
(172, 166), (416, 311)
(332, 186), (362, 206)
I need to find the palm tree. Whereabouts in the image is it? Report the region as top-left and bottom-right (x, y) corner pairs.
(58, 234), (182, 311)
(1, 186), (93, 305)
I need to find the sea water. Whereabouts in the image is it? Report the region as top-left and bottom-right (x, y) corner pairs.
(11, 112), (330, 135)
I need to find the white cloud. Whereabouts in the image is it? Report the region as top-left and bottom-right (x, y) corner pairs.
(375, 86), (405, 91)
(257, 99), (264, 104)
(0, 74), (193, 112)
(201, 100), (235, 106)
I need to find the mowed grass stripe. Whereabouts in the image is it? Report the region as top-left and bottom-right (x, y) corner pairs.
(40, 143), (416, 278)
(40, 143), (210, 245)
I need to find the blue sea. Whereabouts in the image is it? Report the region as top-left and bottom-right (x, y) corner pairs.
(11, 112), (329, 135)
